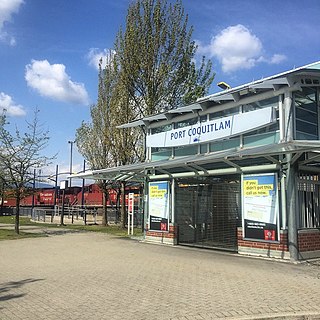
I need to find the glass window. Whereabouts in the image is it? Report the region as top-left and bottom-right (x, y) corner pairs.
(174, 145), (198, 157)
(176, 117), (197, 129)
(209, 137), (240, 152)
(296, 108), (317, 123)
(209, 107), (239, 120)
(242, 96), (278, 113)
(296, 120), (317, 136)
(294, 87), (319, 139)
(200, 143), (208, 154)
(151, 124), (172, 134)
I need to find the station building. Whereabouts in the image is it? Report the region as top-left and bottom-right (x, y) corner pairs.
(76, 61), (320, 261)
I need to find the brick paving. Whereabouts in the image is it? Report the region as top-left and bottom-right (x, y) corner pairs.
(1, 230), (320, 320)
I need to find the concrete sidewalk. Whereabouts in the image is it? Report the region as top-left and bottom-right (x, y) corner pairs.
(1, 232), (320, 320)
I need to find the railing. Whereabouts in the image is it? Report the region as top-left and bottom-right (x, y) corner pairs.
(30, 205), (143, 227)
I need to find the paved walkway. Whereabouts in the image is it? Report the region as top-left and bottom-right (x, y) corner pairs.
(1, 230), (320, 320)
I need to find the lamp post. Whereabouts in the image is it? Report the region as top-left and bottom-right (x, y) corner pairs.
(60, 180), (68, 226)
(68, 140), (74, 188)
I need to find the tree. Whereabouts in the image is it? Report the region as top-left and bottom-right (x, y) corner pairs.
(76, 53), (124, 226)
(112, 0), (214, 227)
(0, 110), (53, 234)
(0, 166), (8, 216)
(114, 0), (215, 116)
(77, 0), (214, 228)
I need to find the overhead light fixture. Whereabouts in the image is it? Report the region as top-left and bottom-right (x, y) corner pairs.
(217, 81), (231, 90)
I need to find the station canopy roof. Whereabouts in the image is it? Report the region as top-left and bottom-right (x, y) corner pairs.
(118, 61), (320, 129)
(70, 140), (320, 182)
(71, 61), (320, 182)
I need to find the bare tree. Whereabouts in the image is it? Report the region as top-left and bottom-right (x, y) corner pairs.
(0, 110), (54, 233)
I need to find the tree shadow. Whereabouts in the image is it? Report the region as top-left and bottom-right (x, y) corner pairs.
(0, 278), (45, 302)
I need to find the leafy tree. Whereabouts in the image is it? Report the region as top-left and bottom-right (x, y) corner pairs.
(76, 54), (123, 226)
(112, 0), (214, 227)
(114, 0), (215, 116)
(0, 110), (53, 233)
(77, 0), (214, 228)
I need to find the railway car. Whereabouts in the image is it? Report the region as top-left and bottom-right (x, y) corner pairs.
(1, 183), (143, 208)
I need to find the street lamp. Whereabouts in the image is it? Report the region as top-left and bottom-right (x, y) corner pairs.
(217, 81), (231, 90)
(60, 180), (68, 226)
(68, 140), (74, 188)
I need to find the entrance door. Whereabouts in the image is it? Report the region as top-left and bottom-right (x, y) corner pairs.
(176, 176), (240, 251)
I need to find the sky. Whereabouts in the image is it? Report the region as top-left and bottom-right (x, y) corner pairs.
(0, 0), (320, 185)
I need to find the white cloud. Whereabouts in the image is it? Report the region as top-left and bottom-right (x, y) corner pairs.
(270, 54), (287, 64)
(87, 48), (115, 70)
(198, 24), (286, 73)
(0, 92), (26, 116)
(25, 59), (90, 105)
(0, 0), (24, 46)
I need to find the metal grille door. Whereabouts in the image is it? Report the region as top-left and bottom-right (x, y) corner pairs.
(176, 177), (240, 251)
(298, 173), (320, 228)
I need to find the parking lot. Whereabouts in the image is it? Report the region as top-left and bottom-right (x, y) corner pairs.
(1, 230), (320, 320)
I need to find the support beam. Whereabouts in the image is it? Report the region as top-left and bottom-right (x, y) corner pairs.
(265, 155), (281, 165)
(148, 163), (278, 180)
(286, 154), (299, 261)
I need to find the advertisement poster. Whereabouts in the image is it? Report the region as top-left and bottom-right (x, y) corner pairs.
(242, 173), (279, 242)
(149, 181), (169, 232)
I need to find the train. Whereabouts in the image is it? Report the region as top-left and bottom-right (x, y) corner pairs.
(0, 183), (142, 208)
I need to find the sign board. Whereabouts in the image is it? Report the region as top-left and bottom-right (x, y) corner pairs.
(60, 180), (68, 190)
(146, 107), (274, 148)
(128, 193), (134, 215)
(149, 181), (169, 232)
(127, 193), (134, 235)
(242, 173), (279, 242)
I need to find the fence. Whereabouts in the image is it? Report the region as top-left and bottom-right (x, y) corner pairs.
(29, 205), (143, 227)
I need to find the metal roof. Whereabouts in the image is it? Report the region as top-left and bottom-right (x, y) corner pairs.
(70, 140), (320, 182)
(116, 61), (320, 129)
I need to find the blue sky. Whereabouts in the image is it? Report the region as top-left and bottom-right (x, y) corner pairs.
(0, 0), (320, 184)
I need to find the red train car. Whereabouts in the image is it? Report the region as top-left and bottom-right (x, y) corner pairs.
(1, 183), (142, 208)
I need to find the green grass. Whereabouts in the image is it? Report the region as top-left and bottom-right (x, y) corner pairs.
(0, 229), (46, 240)
(0, 215), (143, 238)
(0, 215), (39, 225)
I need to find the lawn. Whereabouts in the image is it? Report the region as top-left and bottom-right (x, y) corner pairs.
(0, 229), (46, 240)
(0, 215), (143, 239)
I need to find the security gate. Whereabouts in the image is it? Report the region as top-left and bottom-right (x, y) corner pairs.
(298, 173), (320, 228)
(176, 176), (240, 251)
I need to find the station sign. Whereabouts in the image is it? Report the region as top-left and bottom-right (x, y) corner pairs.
(146, 107), (274, 148)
